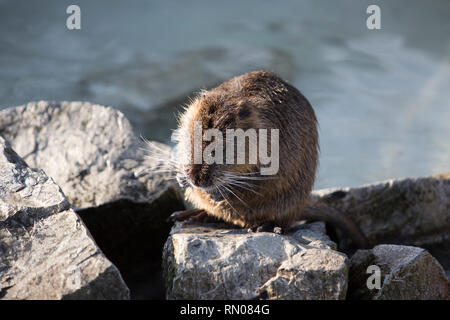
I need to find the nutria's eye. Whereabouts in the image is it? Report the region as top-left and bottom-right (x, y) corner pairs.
(238, 105), (251, 119)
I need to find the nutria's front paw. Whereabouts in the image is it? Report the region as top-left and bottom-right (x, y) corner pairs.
(248, 221), (283, 234)
(167, 209), (205, 222)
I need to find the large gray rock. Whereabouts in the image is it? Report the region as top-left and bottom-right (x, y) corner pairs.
(163, 221), (349, 300)
(0, 136), (129, 299)
(311, 174), (450, 249)
(0, 100), (178, 209)
(0, 101), (185, 299)
(348, 245), (449, 300)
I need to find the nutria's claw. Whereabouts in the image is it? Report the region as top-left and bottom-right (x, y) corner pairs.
(187, 210), (214, 223)
(248, 222), (284, 234)
(272, 227), (283, 234)
(167, 209), (206, 223)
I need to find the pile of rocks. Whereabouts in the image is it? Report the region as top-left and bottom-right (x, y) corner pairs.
(1, 101), (449, 299)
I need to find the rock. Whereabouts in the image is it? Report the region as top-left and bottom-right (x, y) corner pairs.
(311, 174), (450, 250)
(312, 175), (450, 285)
(348, 244), (449, 300)
(0, 136), (130, 299)
(0, 101), (185, 299)
(0, 101), (179, 209)
(163, 221), (349, 300)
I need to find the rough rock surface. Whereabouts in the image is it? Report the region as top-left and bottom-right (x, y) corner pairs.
(163, 221), (348, 300)
(0, 101), (185, 299)
(0, 136), (129, 299)
(311, 174), (450, 249)
(348, 244), (449, 300)
(0, 100), (179, 209)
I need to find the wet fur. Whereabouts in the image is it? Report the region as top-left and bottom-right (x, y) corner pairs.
(170, 71), (370, 248)
(177, 71), (319, 229)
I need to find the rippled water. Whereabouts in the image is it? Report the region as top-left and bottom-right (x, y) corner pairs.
(1, 0), (449, 188)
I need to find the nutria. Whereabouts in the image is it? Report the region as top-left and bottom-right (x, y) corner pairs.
(161, 70), (368, 248)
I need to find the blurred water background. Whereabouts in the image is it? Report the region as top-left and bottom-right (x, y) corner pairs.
(0, 0), (449, 189)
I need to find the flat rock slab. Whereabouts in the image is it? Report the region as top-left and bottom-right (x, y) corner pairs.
(348, 244), (449, 300)
(163, 221), (348, 300)
(0, 136), (129, 299)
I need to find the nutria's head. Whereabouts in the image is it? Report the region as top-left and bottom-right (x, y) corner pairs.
(174, 81), (263, 201)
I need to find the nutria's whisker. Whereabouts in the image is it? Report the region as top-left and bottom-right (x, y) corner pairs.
(220, 176), (262, 196)
(143, 154), (174, 161)
(141, 149), (172, 157)
(225, 181), (262, 196)
(143, 157), (177, 167)
(134, 167), (177, 176)
(222, 171), (277, 180)
(215, 185), (234, 212)
(232, 172), (261, 175)
(164, 177), (178, 181)
(140, 135), (168, 150)
(222, 170), (261, 176)
(216, 184), (243, 219)
(142, 151), (176, 162)
(217, 179), (249, 208)
(148, 169), (177, 174)
(223, 174), (276, 181)
(140, 136), (179, 178)
(221, 172), (269, 190)
(139, 145), (171, 155)
(222, 178), (252, 188)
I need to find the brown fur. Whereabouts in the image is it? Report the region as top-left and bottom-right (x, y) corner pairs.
(176, 70), (368, 248)
(178, 70), (318, 228)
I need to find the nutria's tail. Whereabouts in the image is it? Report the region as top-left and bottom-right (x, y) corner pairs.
(299, 203), (371, 249)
